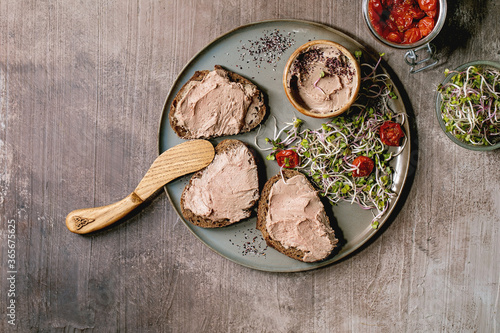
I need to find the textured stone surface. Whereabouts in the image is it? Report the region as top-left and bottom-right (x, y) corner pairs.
(1, 0), (499, 332)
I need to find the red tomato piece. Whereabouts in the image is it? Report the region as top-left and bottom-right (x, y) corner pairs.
(409, 7), (425, 20)
(380, 121), (405, 146)
(369, 0), (391, 36)
(403, 27), (422, 44)
(391, 9), (413, 32)
(418, 16), (435, 36)
(369, 12), (384, 35)
(385, 31), (403, 43)
(385, 18), (398, 32)
(426, 9), (438, 18)
(276, 149), (300, 168)
(369, 0), (384, 16)
(418, 0), (436, 11)
(352, 156), (375, 178)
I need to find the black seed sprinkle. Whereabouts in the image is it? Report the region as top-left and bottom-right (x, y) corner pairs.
(291, 47), (324, 74)
(229, 229), (268, 257)
(237, 29), (296, 69)
(325, 54), (354, 79)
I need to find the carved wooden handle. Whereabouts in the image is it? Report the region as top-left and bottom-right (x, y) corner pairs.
(65, 192), (143, 234)
(66, 139), (215, 234)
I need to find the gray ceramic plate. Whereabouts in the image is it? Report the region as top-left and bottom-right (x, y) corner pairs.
(158, 19), (410, 272)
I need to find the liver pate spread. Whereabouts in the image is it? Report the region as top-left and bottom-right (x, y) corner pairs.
(175, 68), (259, 138)
(182, 145), (259, 222)
(288, 43), (358, 114)
(266, 175), (336, 262)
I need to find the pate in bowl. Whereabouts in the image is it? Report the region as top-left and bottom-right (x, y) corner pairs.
(283, 40), (361, 118)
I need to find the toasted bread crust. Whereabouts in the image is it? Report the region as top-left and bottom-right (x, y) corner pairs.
(180, 139), (259, 228)
(169, 65), (267, 139)
(257, 169), (337, 262)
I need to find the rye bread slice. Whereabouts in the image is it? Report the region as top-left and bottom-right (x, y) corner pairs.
(180, 139), (259, 228)
(169, 65), (267, 139)
(257, 169), (338, 262)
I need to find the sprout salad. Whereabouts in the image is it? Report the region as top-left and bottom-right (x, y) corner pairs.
(258, 54), (407, 228)
(437, 65), (500, 146)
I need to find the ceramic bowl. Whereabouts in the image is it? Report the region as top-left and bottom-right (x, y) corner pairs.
(283, 40), (361, 118)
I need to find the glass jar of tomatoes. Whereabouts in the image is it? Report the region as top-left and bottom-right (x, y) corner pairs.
(362, 0), (447, 73)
